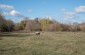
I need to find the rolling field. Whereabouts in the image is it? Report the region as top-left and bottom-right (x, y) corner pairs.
(0, 32), (85, 55)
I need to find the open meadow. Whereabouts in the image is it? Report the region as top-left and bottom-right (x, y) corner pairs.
(0, 32), (85, 55)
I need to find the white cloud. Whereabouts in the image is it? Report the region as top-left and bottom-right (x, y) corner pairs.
(75, 6), (85, 13)
(62, 9), (67, 12)
(65, 12), (77, 19)
(28, 9), (32, 13)
(63, 9), (77, 19)
(46, 16), (53, 20)
(0, 4), (24, 17)
(3, 10), (23, 17)
(62, 6), (85, 19)
(10, 10), (21, 16)
(0, 4), (14, 10)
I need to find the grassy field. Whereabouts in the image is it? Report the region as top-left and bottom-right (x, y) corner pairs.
(0, 32), (85, 55)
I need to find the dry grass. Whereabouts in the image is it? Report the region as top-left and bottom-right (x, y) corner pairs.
(0, 32), (85, 55)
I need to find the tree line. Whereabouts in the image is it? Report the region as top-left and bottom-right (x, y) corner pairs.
(0, 14), (85, 32)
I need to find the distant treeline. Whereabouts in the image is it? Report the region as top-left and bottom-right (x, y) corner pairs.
(0, 14), (85, 32)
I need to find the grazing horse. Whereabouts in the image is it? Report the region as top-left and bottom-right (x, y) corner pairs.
(36, 32), (40, 35)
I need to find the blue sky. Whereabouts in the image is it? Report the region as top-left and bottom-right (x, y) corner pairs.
(0, 0), (85, 23)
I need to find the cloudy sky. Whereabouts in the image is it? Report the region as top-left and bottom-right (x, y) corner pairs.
(0, 0), (85, 23)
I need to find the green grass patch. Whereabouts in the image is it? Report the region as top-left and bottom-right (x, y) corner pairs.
(0, 32), (85, 55)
